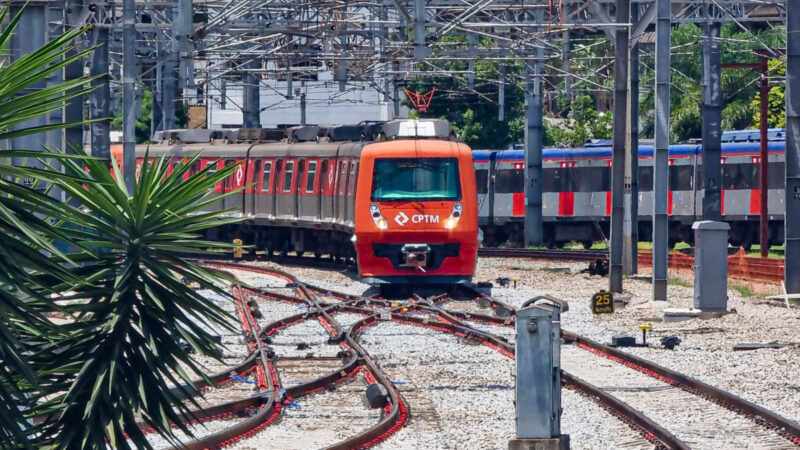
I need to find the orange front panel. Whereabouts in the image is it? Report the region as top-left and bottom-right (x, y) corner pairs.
(353, 139), (478, 281)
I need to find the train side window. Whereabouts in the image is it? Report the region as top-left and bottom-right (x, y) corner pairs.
(638, 166), (654, 191)
(495, 169), (523, 193)
(348, 162), (357, 195)
(475, 169), (488, 194)
(722, 163), (742, 190)
(306, 160), (318, 193)
(543, 168), (557, 192)
(768, 162), (785, 189)
(338, 161), (348, 195)
(573, 167), (609, 192)
(283, 160), (295, 192)
(262, 161), (273, 192)
(670, 165), (694, 191)
(320, 160), (330, 193)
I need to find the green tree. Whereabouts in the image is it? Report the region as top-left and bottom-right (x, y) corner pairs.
(112, 88), (153, 143)
(751, 58), (786, 128)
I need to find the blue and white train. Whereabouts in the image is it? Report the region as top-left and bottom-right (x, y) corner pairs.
(473, 129), (788, 249)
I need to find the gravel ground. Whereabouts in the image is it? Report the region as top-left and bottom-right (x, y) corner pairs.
(562, 344), (796, 449)
(229, 375), (381, 450)
(476, 257), (800, 423)
(361, 321), (645, 450)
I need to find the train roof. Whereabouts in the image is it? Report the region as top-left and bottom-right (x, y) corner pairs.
(472, 140), (786, 161)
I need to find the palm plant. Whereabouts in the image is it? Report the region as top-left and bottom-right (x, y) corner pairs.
(39, 155), (241, 450)
(0, 6), (95, 447)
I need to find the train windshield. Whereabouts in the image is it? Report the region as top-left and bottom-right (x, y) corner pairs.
(371, 158), (460, 201)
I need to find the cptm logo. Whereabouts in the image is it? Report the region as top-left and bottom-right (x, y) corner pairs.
(394, 211), (410, 226)
(394, 212), (440, 226)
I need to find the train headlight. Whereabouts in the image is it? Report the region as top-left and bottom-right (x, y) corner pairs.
(444, 203), (463, 230)
(370, 204), (389, 230)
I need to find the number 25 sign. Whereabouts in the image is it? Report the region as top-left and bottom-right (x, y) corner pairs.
(591, 290), (614, 314)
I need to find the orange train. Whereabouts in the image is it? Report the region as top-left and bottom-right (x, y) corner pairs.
(111, 120), (478, 286)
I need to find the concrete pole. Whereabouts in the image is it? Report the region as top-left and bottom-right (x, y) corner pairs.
(64, 0), (84, 150)
(90, 14), (110, 159)
(652, 0), (671, 301)
(523, 49), (544, 245)
(609, 0), (629, 294)
(122, 0), (137, 192)
(10, 2), (47, 166)
(623, 5), (640, 275)
(701, 21), (722, 221)
(467, 33), (477, 89)
(151, 57), (164, 134)
(413, 0), (431, 59)
(786, 3), (800, 293)
(242, 61), (261, 128)
(175, 0), (193, 95)
(161, 53), (178, 130)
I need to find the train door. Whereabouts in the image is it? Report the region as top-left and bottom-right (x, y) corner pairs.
(294, 159), (304, 220)
(272, 159), (284, 217)
(336, 160), (349, 223)
(346, 161), (357, 225)
(318, 159), (329, 220)
(224, 159), (246, 213)
(302, 159), (319, 220)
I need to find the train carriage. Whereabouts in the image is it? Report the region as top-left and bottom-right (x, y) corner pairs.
(115, 119), (478, 286)
(475, 131), (788, 250)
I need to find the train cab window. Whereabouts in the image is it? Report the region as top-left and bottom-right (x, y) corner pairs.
(283, 160), (295, 192)
(495, 169), (523, 194)
(306, 161), (318, 193)
(262, 161), (273, 192)
(475, 169), (488, 194)
(371, 158), (460, 201)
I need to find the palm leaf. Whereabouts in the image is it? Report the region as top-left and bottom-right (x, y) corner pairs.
(39, 154), (242, 450)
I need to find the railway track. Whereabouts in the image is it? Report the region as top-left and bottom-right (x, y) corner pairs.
(148, 260), (799, 449)
(479, 247), (786, 284)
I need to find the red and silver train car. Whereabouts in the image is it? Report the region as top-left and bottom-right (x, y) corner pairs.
(114, 120), (478, 285)
(474, 130), (787, 249)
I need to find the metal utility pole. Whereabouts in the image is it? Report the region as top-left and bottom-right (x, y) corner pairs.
(90, 10), (110, 159)
(702, 20), (723, 221)
(413, 0), (431, 60)
(10, 2), (47, 166)
(609, 0), (629, 293)
(523, 59), (544, 246)
(242, 60), (261, 128)
(786, 3), (800, 293)
(758, 55), (770, 257)
(122, 0), (137, 193)
(624, 5), (640, 275)
(652, 0), (671, 301)
(300, 81), (307, 125)
(498, 65), (506, 122)
(64, 0), (84, 151)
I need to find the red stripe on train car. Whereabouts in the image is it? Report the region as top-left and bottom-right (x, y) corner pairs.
(667, 159), (674, 215)
(720, 157), (726, 215)
(512, 192), (525, 217)
(750, 157), (761, 215)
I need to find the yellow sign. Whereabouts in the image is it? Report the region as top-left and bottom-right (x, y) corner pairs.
(591, 290), (614, 314)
